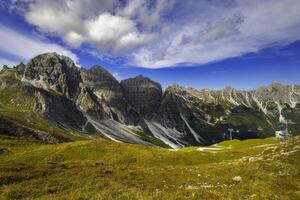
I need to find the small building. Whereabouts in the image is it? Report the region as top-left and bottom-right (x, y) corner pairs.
(275, 130), (291, 139)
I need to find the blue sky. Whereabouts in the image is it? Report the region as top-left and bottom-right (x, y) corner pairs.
(0, 0), (300, 90)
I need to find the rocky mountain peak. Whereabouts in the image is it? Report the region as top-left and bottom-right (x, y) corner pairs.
(80, 65), (120, 88)
(164, 84), (194, 98)
(23, 52), (81, 99)
(89, 65), (113, 75)
(223, 86), (235, 91)
(79, 65), (131, 123)
(263, 82), (285, 92)
(133, 74), (150, 80)
(126, 75), (159, 85)
(80, 65), (123, 102)
(121, 75), (162, 117)
(165, 84), (183, 92)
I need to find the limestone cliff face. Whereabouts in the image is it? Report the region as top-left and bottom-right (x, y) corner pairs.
(121, 75), (162, 117)
(23, 52), (81, 99)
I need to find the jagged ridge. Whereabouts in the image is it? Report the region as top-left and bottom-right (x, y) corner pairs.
(1, 53), (299, 148)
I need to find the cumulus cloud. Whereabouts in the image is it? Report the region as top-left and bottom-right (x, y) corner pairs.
(0, 24), (78, 64)
(9, 0), (300, 68)
(87, 12), (152, 52)
(13, 0), (153, 53)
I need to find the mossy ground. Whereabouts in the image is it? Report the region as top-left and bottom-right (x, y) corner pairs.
(0, 135), (299, 200)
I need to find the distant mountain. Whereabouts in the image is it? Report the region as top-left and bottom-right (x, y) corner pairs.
(149, 83), (300, 148)
(1, 53), (299, 148)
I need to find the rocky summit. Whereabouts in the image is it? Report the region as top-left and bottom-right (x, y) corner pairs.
(0, 53), (299, 149)
(121, 75), (162, 117)
(23, 53), (81, 100)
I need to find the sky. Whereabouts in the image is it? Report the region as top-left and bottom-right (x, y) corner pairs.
(0, 0), (300, 90)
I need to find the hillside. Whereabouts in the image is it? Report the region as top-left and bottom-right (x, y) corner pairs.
(0, 135), (299, 199)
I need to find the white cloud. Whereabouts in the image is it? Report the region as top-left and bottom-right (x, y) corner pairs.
(87, 12), (152, 53)
(13, 0), (152, 54)
(0, 24), (78, 64)
(132, 0), (300, 68)
(64, 31), (85, 48)
(9, 0), (300, 68)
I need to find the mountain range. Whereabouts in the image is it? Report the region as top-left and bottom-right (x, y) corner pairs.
(1, 53), (299, 149)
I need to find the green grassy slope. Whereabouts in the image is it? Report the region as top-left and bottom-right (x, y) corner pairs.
(0, 87), (87, 141)
(0, 135), (299, 200)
